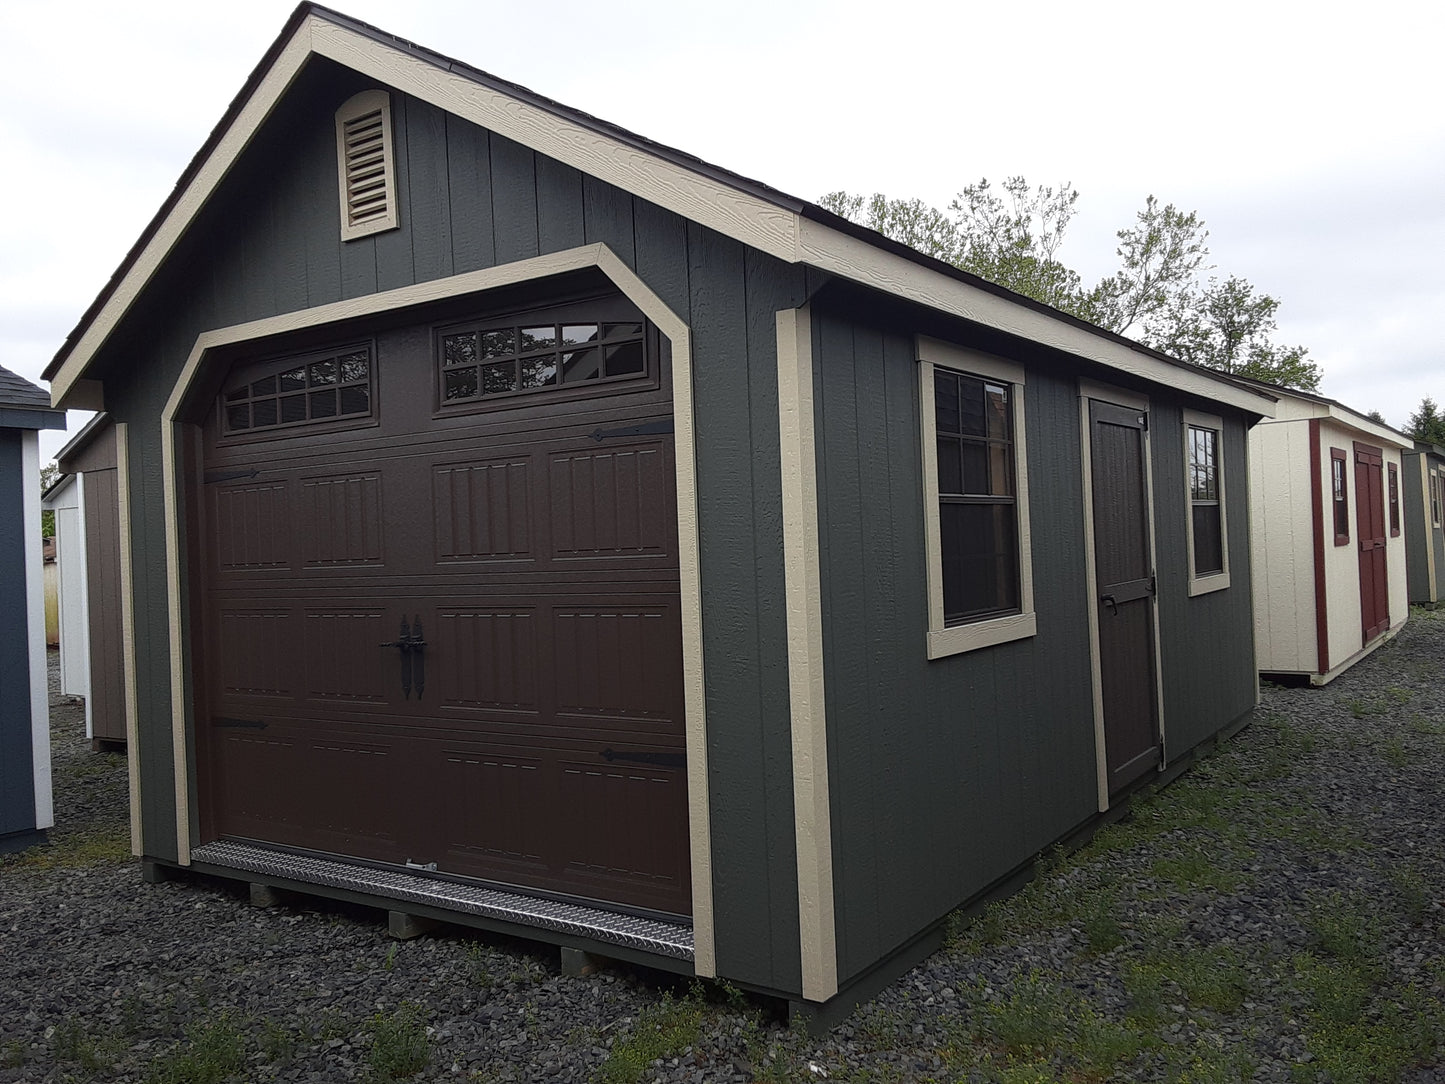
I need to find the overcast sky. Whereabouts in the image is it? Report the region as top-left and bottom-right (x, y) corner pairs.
(3, 0), (1441, 463)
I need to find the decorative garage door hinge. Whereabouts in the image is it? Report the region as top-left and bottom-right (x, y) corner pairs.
(600, 748), (685, 768)
(203, 468), (261, 484)
(588, 418), (674, 442)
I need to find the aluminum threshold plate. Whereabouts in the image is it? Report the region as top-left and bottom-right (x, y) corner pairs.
(189, 840), (694, 961)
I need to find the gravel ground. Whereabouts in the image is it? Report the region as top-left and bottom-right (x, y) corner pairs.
(3, 612), (1443, 1083)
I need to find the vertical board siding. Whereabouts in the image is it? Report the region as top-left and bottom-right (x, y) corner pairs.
(0, 431), (37, 838)
(813, 308), (1098, 986)
(1152, 406), (1256, 754)
(686, 223), (803, 992)
(85, 70), (807, 995)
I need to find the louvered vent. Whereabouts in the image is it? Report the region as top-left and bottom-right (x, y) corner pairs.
(335, 90), (398, 241)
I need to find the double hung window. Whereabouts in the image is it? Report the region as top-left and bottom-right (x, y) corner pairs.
(1331, 449), (1350, 545)
(1183, 411), (1230, 595)
(918, 338), (1035, 658)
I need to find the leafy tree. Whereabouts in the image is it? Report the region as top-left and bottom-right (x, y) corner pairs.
(818, 182), (1319, 390)
(1366, 410), (1385, 424)
(1407, 397), (1445, 446)
(40, 463), (57, 538)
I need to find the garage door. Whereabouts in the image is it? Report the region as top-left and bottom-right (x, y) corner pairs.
(195, 289), (690, 917)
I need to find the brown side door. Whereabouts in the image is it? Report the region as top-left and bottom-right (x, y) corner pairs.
(1354, 442), (1389, 642)
(1089, 400), (1161, 794)
(196, 295), (691, 917)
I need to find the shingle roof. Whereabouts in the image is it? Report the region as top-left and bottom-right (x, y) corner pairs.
(0, 364), (55, 410)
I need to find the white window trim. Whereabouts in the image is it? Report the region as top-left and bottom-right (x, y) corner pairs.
(1182, 408), (1231, 596)
(335, 89), (400, 241)
(917, 336), (1036, 659)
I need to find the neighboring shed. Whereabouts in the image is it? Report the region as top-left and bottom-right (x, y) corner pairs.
(41, 6), (1277, 1017)
(1402, 440), (1445, 607)
(0, 364), (65, 853)
(42, 416), (128, 749)
(1247, 382), (1411, 684)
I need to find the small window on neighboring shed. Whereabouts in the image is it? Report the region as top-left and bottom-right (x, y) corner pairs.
(1388, 462), (1400, 536)
(1331, 448), (1350, 545)
(335, 90), (399, 241)
(1433, 469), (1443, 528)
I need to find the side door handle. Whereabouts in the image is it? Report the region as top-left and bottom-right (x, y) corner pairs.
(379, 617), (414, 698)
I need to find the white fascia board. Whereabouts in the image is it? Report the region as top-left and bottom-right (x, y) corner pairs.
(1323, 405), (1412, 449)
(49, 12), (1277, 424)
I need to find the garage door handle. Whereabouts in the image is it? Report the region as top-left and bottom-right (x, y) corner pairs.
(379, 618), (415, 699)
(410, 616), (426, 699)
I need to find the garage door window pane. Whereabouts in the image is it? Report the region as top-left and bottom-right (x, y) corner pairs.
(221, 343), (374, 435)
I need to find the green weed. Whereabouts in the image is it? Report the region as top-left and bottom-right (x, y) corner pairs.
(594, 988), (706, 1084)
(1381, 736), (1409, 768)
(10, 825), (130, 870)
(145, 1016), (246, 1084)
(366, 1002), (430, 1081)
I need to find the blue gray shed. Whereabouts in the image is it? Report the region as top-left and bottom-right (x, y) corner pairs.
(0, 364), (65, 853)
(40, 5), (1278, 1020)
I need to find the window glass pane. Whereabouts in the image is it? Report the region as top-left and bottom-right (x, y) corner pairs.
(251, 375), (277, 397)
(1192, 504), (1223, 575)
(562, 347), (602, 382)
(279, 367), (307, 392)
(934, 371), (959, 435)
(603, 322), (643, 342)
(225, 386), (248, 402)
(482, 362), (518, 394)
(1333, 458), (1346, 502)
(226, 404), (250, 430)
(985, 383), (1009, 440)
(310, 390), (338, 418)
(443, 333), (477, 367)
(962, 441), (989, 495)
(989, 443), (1013, 496)
(252, 399), (278, 427)
(480, 329), (515, 359)
(520, 356), (557, 389)
(520, 326), (557, 352)
(280, 394), (307, 423)
(936, 437), (962, 495)
(604, 341), (645, 376)
(561, 324), (599, 347)
(339, 352), (369, 383)
(444, 367), (478, 401)
(309, 359), (337, 385)
(958, 376), (987, 437)
(940, 502), (1019, 621)
(339, 385), (369, 415)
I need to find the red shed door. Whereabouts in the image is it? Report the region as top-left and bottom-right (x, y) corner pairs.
(1088, 399), (1161, 794)
(1354, 442), (1389, 642)
(195, 292), (691, 917)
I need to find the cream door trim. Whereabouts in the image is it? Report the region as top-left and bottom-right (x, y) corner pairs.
(776, 306), (837, 1002)
(158, 243), (716, 974)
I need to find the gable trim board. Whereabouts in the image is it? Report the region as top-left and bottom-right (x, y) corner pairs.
(44, 9), (1275, 425)
(155, 242), (718, 975)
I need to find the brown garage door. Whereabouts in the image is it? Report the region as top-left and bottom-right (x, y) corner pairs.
(195, 290), (690, 917)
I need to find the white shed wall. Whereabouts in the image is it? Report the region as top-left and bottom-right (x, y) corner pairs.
(1250, 419), (1317, 672)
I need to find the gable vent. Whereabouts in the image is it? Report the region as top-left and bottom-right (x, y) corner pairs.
(335, 90), (399, 241)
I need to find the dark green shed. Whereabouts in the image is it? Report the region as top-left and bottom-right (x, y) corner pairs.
(42, 5), (1277, 1017)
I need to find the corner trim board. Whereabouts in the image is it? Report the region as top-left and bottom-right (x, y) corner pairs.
(158, 244), (716, 973)
(21, 431), (53, 831)
(1308, 418), (1330, 674)
(776, 306), (838, 1003)
(115, 422), (144, 856)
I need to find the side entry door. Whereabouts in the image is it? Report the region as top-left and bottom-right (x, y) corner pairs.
(1088, 399), (1161, 794)
(1353, 442), (1389, 642)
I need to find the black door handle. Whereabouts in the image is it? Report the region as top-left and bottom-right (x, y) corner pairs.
(379, 617), (414, 698)
(1102, 594), (1118, 616)
(410, 615), (425, 698)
